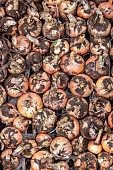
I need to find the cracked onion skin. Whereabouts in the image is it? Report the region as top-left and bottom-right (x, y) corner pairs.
(50, 136), (72, 160)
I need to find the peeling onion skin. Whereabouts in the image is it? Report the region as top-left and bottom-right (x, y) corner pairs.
(69, 74), (94, 98)
(74, 152), (97, 170)
(89, 94), (111, 119)
(90, 36), (110, 55)
(41, 13), (64, 40)
(95, 76), (113, 98)
(101, 132), (113, 153)
(85, 55), (110, 80)
(0, 38), (11, 64)
(43, 88), (67, 110)
(80, 116), (103, 140)
(32, 38), (50, 55)
(56, 115), (80, 140)
(13, 116), (30, 132)
(13, 140), (38, 158)
(50, 137), (72, 160)
(18, 16), (42, 37)
(77, 1), (96, 19)
(12, 35), (31, 55)
(59, 1), (76, 20)
(98, 152), (113, 168)
(50, 39), (69, 57)
(31, 150), (53, 170)
(29, 71), (51, 94)
(51, 71), (69, 89)
(5, 0), (26, 18)
(36, 134), (52, 149)
(70, 34), (89, 55)
(0, 103), (17, 124)
(71, 136), (88, 155)
(0, 62), (7, 83)
(41, 2), (58, 18)
(1, 149), (20, 170)
(0, 17), (17, 35)
(32, 108), (57, 133)
(66, 15), (87, 37)
(0, 127), (22, 148)
(8, 54), (26, 74)
(43, 54), (61, 75)
(60, 52), (85, 76)
(66, 96), (88, 119)
(5, 74), (28, 98)
(87, 12), (111, 37)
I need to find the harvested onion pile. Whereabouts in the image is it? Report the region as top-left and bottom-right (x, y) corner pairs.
(0, 0), (113, 169)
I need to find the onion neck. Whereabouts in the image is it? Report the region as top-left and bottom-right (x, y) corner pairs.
(95, 8), (104, 23)
(69, 1), (78, 10)
(14, 0), (19, 10)
(79, 34), (85, 43)
(12, 143), (30, 156)
(99, 14), (104, 24)
(94, 129), (103, 144)
(67, 14), (77, 23)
